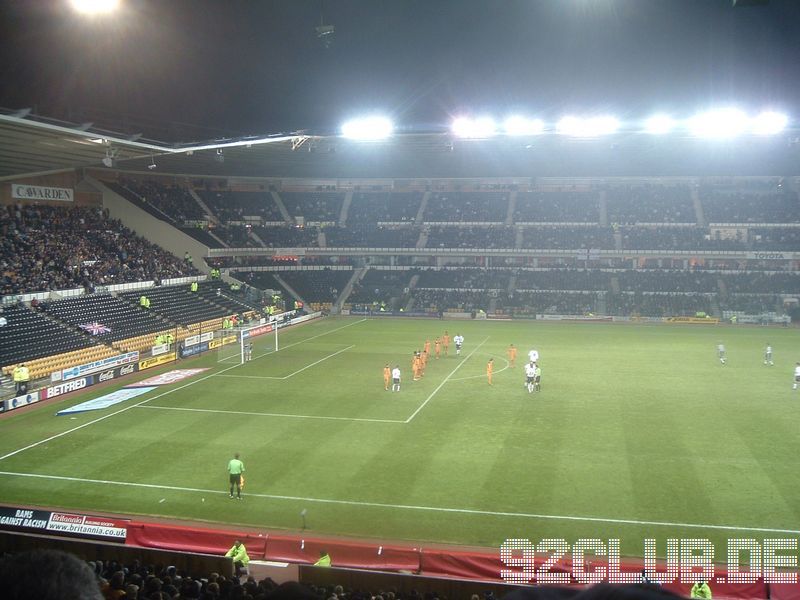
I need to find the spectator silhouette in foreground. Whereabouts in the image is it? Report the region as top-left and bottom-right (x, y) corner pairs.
(0, 549), (103, 600)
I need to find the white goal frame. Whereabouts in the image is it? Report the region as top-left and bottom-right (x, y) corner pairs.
(218, 320), (279, 365)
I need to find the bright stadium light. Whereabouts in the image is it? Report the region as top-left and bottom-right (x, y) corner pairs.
(644, 114), (676, 135)
(688, 108), (749, 138)
(751, 111), (788, 135)
(503, 116), (545, 136)
(556, 115), (619, 137)
(340, 116), (394, 140)
(451, 116), (497, 139)
(70, 0), (120, 14)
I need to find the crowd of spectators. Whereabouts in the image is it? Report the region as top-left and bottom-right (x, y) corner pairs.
(198, 191), (285, 223)
(324, 226), (420, 248)
(514, 191), (599, 223)
(253, 226), (319, 248)
(1, 548), (529, 600)
(415, 269), (509, 290)
(702, 190), (800, 223)
(426, 226), (516, 249)
(424, 192), (508, 222)
(721, 272), (800, 294)
(606, 185), (695, 224)
(521, 227), (614, 249)
(117, 179), (205, 223)
(412, 289), (491, 313)
(515, 269), (609, 291)
(281, 192), (344, 222)
(618, 227), (745, 251)
(504, 291), (599, 316)
(607, 293), (712, 318)
(347, 192), (422, 223)
(0, 204), (197, 295)
(617, 271), (718, 293)
(348, 270), (412, 307)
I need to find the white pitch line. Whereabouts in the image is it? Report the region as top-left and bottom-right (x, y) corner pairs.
(404, 337), (489, 423)
(449, 354), (510, 382)
(137, 404), (404, 423)
(0, 361), (242, 462)
(1, 470), (798, 535)
(218, 345), (355, 380)
(0, 318), (367, 463)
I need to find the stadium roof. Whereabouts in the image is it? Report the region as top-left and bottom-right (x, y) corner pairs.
(2, 109), (799, 182)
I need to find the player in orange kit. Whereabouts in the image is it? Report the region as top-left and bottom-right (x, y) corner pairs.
(434, 338), (441, 359)
(442, 331), (450, 356)
(424, 339), (431, 355)
(507, 344), (517, 367)
(383, 364), (391, 391)
(487, 358), (494, 385)
(412, 351), (421, 381)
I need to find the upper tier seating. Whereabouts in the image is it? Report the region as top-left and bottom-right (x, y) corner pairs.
(348, 192), (422, 223)
(281, 192), (344, 222)
(425, 192), (508, 222)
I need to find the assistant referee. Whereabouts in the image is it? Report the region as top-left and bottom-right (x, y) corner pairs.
(227, 452), (245, 499)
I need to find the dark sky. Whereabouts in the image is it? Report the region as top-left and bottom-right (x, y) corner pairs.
(1, 0), (799, 140)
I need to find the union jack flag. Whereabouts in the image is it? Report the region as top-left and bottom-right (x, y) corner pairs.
(80, 322), (111, 335)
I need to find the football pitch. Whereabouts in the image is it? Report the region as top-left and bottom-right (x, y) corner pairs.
(1, 316), (800, 557)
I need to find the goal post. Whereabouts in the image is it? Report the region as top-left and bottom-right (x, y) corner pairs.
(216, 320), (279, 365)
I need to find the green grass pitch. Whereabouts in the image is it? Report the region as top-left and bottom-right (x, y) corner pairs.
(1, 316), (799, 556)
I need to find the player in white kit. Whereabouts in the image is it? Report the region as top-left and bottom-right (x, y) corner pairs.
(453, 334), (464, 356)
(524, 361), (536, 393)
(528, 349), (539, 363)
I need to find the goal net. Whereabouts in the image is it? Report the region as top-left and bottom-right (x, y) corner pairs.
(216, 320), (279, 365)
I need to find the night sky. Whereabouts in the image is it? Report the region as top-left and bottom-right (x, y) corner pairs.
(1, 0), (799, 140)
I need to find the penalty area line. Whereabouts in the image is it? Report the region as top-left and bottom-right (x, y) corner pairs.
(0, 470), (797, 535)
(404, 336), (488, 423)
(218, 345), (355, 380)
(137, 404), (404, 424)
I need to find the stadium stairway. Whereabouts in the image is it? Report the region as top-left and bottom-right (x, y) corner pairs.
(505, 190), (517, 225)
(599, 189), (608, 227)
(339, 190), (353, 226)
(692, 188), (706, 226)
(334, 267), (367, 314)
(187, 187), (219, 225)
(414, 191), (430, 225)
(270, 191), (293, 224)
(270, 274), (307, 308)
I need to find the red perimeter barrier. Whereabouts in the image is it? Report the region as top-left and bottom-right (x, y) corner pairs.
(264, 534), (420, 572)
(125, 522), (267, 558)
(125, 520), (784, 598)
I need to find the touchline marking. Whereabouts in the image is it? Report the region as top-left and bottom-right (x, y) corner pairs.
(218, 345), (355, 380)
(137, 404), (404, 423)
(1, 471), (798, 536)
(404, 337), (489, 423)
(0, 318), (367, 462)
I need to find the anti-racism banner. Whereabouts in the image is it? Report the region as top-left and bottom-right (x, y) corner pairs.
(0, 505), (127, 542)
(11, 183), (74, 202)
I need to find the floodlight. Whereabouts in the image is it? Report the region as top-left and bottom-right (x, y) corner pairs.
(557, 115), (619, 137)
(503, 116), (544, 136)
(70, 0), (119, 14)
(751, 111), (788, 135)
(340, 116), (394, 140)
(688, 108), (749, 138)
(644, 114), (676, 135)
(451, 116), (496, 139)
